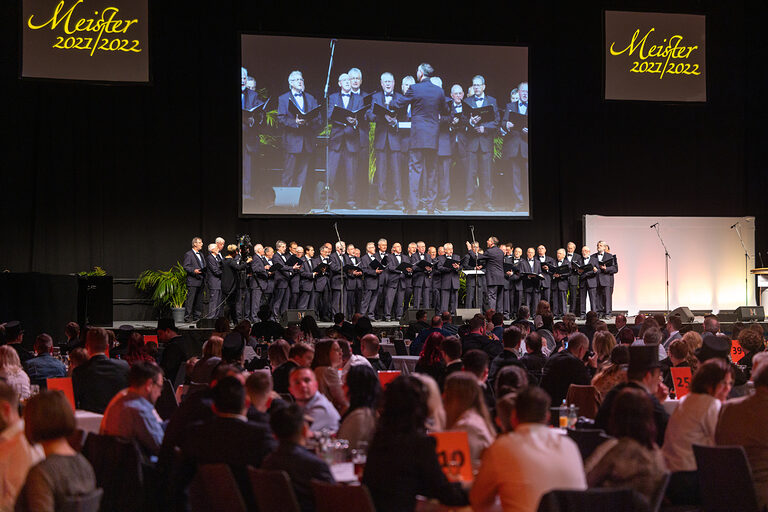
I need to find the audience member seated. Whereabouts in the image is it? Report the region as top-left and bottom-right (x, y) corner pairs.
(299, 315), (321, 344)
(521, 332), (547, 384)
(681, 330), (702, 354)
(188, 336), (223, 384)
(3, 322), (33, 364)
(100, 361), (166, 458)
(490, 312), (504, 341)
(593, 330), (617, 367)
(0, 381), (43, 510)
(662, 314), (683, 348)
(123, 332), (156, 366)
(536, 312), (556, 355)
(552, 321), (570, 352)
(494, 365), (529, 399)
(441, 311), (459, 337)
(66, 348), (88, 376)
(738, 327), (765, 378)
(440, 336), (463, 380)
(411, 315), (448, 356)
(661, 338), (696, 392)
(411, 373), (446, 432)
(470, 386), (586, 512)
(414, 332), (446, 386)
(182, 375), (276, 509)
(311, 339), (349, 413)
(71, 327), (129, 414)
(716, 361), (768, 510)
(338, 365), (380, 449)
(289, 367), (340, 433)
(16, 390), (97, 512)
(591, 345), (629, 398)
(444, 372), (495, 472)
(540, 333), (597, 406)
(360, 334), (392, 371)
(267, 339), (290, 372)
(23, 334), (67, 384)
(333, 313), (355, 342)
(0, 346), (31, 400)
(461, 315), (503, 359)
(273, 343), (314, 395)
(261, 404), (335, 512)
(338, 338), (371, 377)
(488, 325), (525, 385)
(250, 305), (285, 341)
(462, 350), (495, 417)
(157, 318), (199, 385)
(595, 345), (669, 447)
(696, 333), (749, 387)
(210, 317), (231, 340)
(585, 387), (667, 504)
(61, 321), (81, 355)
(244, 370), (277, 423)
(363, 376), (468, 512)
(404, 309), (430, 342)
(618, 325), (636, 345)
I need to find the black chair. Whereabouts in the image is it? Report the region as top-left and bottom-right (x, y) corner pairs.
(693, 444), (761, 512)
(394, 339), (408, 355)
(82, 434), (145, 512)
(537, 487), (650, 512)
(312, 480), (376, 512)
(154, 378), (178, 420)
(649, 472), (670, 512)
(566, 428), (612, 461)
(60, 488), (104, 512)
(248, 467), (301, 512)
(189, 464), (247, 512)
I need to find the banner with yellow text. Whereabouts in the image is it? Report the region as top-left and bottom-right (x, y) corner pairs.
(22, 0), (149, 82)
(605, 11), (705, 102)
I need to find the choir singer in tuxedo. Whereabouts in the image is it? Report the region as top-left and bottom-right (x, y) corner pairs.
(464, 75), (499, 211)
(520, 247), (542, 311)
(344, 244), (364, 318)
(367, 72), (404, 210)
(278, 71), (321, 208)
(328, 73), (362, 209)
(183, 237), (206, 322)
(565, 242), (580, 316)
(595, 241), (618, 318)
(439, 85), (468, 212)
(361, 242), (383, 319)
(551, 248), (569, 318)
(384, 243), (411, 321)
(438, 243), (461, 315)
(389, 63), (447, 214)
(501, 82), (529, 210)
(577, 246), (598, 319)
(484, 237), (505, 312)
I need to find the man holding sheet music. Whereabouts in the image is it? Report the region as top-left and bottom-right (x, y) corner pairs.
(312, 244), (332, 321)
(464, 75), (499, 211)
(361, 242), (383, 319)
(577, 246), (599, 320)
(367, 72), (405, 210)
(271, 240), (302, 320)
(328, 73), (365, 209)
(551, 248), (571, 317)
(595, 241), (618, 318)
(502, 81), (529, 209)
(520, 247), (543, 311)
(438, 243), (461, 315)
(384, 243), (412, 321)
(277, 70), (322, 207)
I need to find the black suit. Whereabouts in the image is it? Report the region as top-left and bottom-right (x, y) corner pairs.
(249, 255), (269, 321)
(439, 101), (468, 210)
(501, 101), (528, 207)
(595, 252), (619, 316)
(242, 89), (264, 201)
(297, 256), (315, 310)
(205, 253), (222, 319)
(437, 254), (460, 314)
(72, 354), (129, 413)
(484, 246), (505, 312)
(271, 251), (294, 320)
(329, 251), (345, 316)
(222, 256), (246, 323)
(360, 253), (381, 318)
(519, 258), (542, 311)
(344, 254), (363, 318)
(262, 442), (335, 512)
(578, 255), (599, 317)
(384, 253), (411, 320)
(328, 91), (363, 208)
(367, 90), (404, 208)
(537, 255), (556, 304)
(183, 249), (206, 320)
(539, 350), (593, 406)
(461, 252), (486, 310)
(550, 258), (570, 317)
(410, 252), (433, 309)
(160, 334), (200, 387)
(277, 90), (322, 206)
(565, 253), (581, 315)
(312, 255), (332, 321)
(464, 95), (499, 208)
(505, 257), (524, 317)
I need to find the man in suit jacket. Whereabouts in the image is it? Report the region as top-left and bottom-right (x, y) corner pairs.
(551, 249), (570, 317)
(577, 246), (599, 319)
(384, 243), (411, 321)
(348, 67), (371, 211)
(506, 247), (524, 319)
(221, 245), (248, 323)
(373, 239), (390, 320)
(500, 82), (529, 209)
(366, 72), (404, 210)
(249, 244), (269, 323)
(360, 242), (383, 319)
(182, 237), (206, 322)
(157, 318), (200, 387)
(271, 240), (300, 321)
(182, 377), (277, 510)
(277, 70), (322, 208)
(410, 241), (433, 310)
(241, 67), (264, 201)
(519, 247), (542, 312)
(72, 328), (130, 414)
(312, 244), (332, 321)
(536, 245), (556, 305)
(389, 63), (447, 214)
(464, 75), (499, 210)
(437, 243), (461, 315)
(484, 237), (506, 313)
(205, 243), (222, 319)
(462, 241), (486, 310)
(293, 246), (314, 311)
(327, 73), (363, 209)
(540, 333), (596, 406)
(564, 242), (581, 316)
(344, 244), (364, 318)
(439, 85), (468, 212)
(329, 242), (346, 317)
(595, 241), (618, 318)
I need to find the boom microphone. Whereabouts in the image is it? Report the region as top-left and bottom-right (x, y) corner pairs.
(730, 222), (739, 229)
(649, 223), (658, 228)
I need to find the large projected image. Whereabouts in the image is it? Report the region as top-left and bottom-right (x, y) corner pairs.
(241, 35), (529, 217)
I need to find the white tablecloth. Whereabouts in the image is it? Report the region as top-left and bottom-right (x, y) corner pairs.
(392, 356), (419, 375)
(662, 398), (680, 415)
(75, 410), (103, 434)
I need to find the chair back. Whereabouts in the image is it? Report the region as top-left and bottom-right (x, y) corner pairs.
(693, 444), (761, 512)
(566, 428), (612, 461)
(248, 467), (301, 512)
(67, 428), (88, 452)
(60, 488), (104, 512)
(154, 378), (178, 420)
(81, 434), (144, 512)
(537, 487), (650, 512)
(312, 480), (376, 512)
(565, 384), (601, 419)
(648, 472), (670, 512)
(394, 339), (408, 356)
(189, 464), (247, 512)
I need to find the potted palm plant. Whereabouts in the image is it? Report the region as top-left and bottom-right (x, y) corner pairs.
(135, 262), (188, 324)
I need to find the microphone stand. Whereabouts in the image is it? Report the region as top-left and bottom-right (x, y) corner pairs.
(470, 225), (479, 310)
(323, 39), (336, 213)
(334, 222), (345, 319)
(733, 223), (750, 305)
(652, 224), (671, 312)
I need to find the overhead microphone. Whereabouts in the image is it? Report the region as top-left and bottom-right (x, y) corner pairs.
(730, 222), (739, 229)
(649, 223), (658, 228)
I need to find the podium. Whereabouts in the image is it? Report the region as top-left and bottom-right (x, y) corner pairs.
(750, 268), (768, 307)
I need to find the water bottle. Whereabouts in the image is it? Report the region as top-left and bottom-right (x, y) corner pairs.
(568, 404), (578, 429)
(558, 400), (568, 428)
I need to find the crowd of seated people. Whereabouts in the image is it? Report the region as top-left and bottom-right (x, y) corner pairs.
(0, 306), (767, 511)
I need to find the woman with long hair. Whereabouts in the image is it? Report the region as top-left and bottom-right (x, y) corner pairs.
(311, 339), (348, 414)
(299, 315), (321, 343)
(592, 331), (617, 368)
(123, 332), (155, 366)
(0, 346), (30, 399)
(338, 365), (381, 449)
(591, 345), (629, 397)
(443, 372), (496, 472)
(414, 332), (446, 387)
(189, 336), (224, 384)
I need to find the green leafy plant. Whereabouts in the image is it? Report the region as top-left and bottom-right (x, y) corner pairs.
(369, 122), (377, 183)
(135, 262), (188, 310)
(493, 135), (503, 161)
(77, 267), (107, 277)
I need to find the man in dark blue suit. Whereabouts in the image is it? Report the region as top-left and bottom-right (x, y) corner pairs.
(249, 244), (269, 322)
(327, 73), (363, 209)
(329, 242), (346, 317)
(410, 241), (433, 309)
(241, 67), (264, 201)
(344, 244), (364, 318)
(312, 244), (332, 321)
(360, 242), (382, 319)
(437, 243), (461, 315)
(595, 241), (619, 318)
(501, 82), (528, 210)
(577, 246), (599, 319)
(366, 72), (404, 210)
(277, 71), (322, 208)
(271, 240), (301, 321)
(464, 75), (499, 211)
(384, 243), (412, 321)
(348, 68), (371, 209)
(389, 63), (447, 214)
(551, 248), (570, 317)
(484, 236), (505, 312)
(205, 243), (223, 319)
(536, 245), (556, 304)
(520, 247), (543, 311)
(439, 84), (468, 212)
(182, 237), (206, 322)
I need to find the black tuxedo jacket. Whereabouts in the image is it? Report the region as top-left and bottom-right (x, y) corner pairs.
(366, 90), (404, 151)
(277, 90), (321, 154)
(501, 101), (528, 159)
(183, 249), (206, 288)
(72, 354), (129, 413)
(464, 95), (499, 153)
(484, 246), (506, 287)
(389, 79), (447, 150)
(328, 91), (364, 152)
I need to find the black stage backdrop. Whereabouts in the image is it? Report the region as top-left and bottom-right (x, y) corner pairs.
(0, 1), (765, 282)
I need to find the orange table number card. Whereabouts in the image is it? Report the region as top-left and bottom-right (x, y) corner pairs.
(377, 371), (401, 389)
(144, 335), (158, 344)
(670, 366), (693, 399)
(47, 377), (75, 410)
(730, 340), (745, 363)
(429, 430), (473, 483)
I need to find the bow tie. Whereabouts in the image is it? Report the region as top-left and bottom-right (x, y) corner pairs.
(520, 102), (528, 107)
(476, 97), (484, 101)
(342, 93), (350, 97)
(384, 92), (393, 97)
(293, 93), (302, 97)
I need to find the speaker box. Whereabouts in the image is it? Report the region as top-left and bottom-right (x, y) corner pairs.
(77, 276), (113, 327)
(736, 306), (765, 322)
(196, 318), (217, 329)
(402, 308), (422, 324)
(669, 307), (695, 323)
(717, 310), (737, 322)
(282, 309), (315, 324)
(456, 308), (482, 320)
